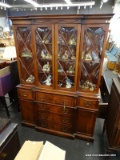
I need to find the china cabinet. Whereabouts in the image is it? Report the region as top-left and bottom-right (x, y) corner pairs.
(10, 14), (113, 141)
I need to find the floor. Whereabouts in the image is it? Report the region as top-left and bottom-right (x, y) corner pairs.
(0, 70), (120, 160)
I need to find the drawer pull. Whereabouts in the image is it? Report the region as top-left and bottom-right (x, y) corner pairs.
(63, 102), (68, 114)
(23, 94), (28, 97)
(62, 119), (68, 123)
(84, 101), (92, 107)
(41, 122), (47, 127)
(40, 114), (46, 119)
(64, 102), (66, 110)
(62, 127), (67, 132)
(40, 97), (46, 101)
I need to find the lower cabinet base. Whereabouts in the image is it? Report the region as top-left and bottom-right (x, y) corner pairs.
(18, 86), (99, 142)
(35, 126), (75, 139)
(21, 121), (95, 141)
(75, 133), (94, 142)
(21, 121), (35, 128)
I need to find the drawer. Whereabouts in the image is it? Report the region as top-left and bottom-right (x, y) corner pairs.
(37, 112), (73, 126)
(54, 95), (74, 107)
(36, 92), (75, 107)
(18, 89), (34, 100)
(77, 97), (98, 109)
(36, 103), (74, 117)
(38, 121), (73, 133)
(36, 92), (54, 103)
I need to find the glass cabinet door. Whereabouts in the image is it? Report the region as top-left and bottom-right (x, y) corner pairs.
(55, 24), (80, 91)
(78, 26), (106, 92)
(34, 25), (54, 88)
(15, 26), (35, 84)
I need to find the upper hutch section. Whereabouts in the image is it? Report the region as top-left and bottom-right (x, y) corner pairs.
(10, 14), (113, 93)
(10, 14), (113, 25)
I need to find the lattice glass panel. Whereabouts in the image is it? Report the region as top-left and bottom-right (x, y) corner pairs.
(80, 27), (105, 91)
(35, 27), (53, 87)
(16, 27), (34, 83)
(57, 27), (77, 89)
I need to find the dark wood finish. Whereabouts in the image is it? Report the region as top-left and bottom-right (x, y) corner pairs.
(19, 99), (35, 127)
(103, 76), (120, 154)
(75, 108), (96, 141)
(18, 88), (34, 100)
(36, 92), (75, 107)
(77, 97), (98, 110)
(10, 14), (113, 140)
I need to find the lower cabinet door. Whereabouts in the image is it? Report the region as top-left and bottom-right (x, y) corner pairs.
(75, 108), (96, 139)
(19, 99), (35, 126)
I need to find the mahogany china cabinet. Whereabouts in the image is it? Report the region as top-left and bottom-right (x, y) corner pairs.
(10, 14), (113, 141)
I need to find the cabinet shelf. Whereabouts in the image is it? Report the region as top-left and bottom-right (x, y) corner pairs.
(58, 43), (76, 46)
(37, 43), (52, 45)
(39, 71), (52, 74)
(21, 56), (33, 58)
(58, 72), (75, 76)
(58, 59), (75, 62)
(38, 58), (52, 61)
(82, 60), (100, 63)
(44, 43), (52, 45)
